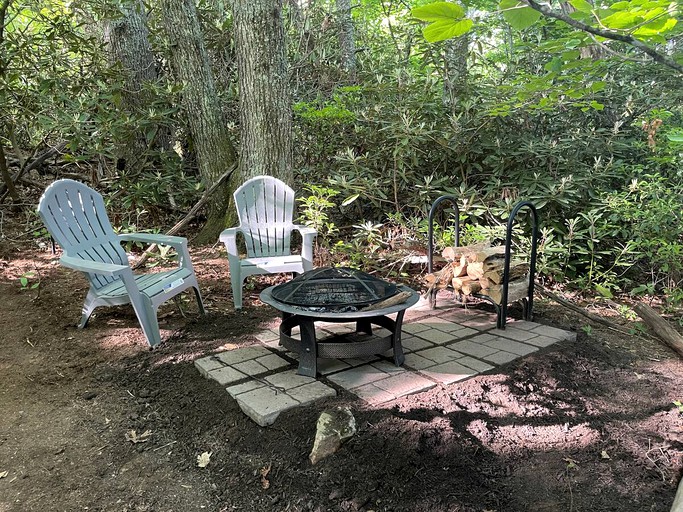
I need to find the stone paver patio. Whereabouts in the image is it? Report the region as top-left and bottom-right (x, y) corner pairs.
(194, 299), (576, 426)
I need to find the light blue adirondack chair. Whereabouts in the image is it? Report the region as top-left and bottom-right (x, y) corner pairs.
(37, 179), (205, 347)
(220, 175), (316, 309)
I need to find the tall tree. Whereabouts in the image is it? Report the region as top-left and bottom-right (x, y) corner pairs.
(0, 0), (19, 203)
(232, 0), (293, 183)
(336, 0), (356, 79)
(102, 0), (159, 173)
(160, 0), (238, 243)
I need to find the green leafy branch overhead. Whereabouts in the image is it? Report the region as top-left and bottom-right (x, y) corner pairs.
(412, 0), (682, 74)
(411, 2), (473, 42)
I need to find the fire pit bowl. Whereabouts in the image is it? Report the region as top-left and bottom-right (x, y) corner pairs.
(261, 268), (418, 378)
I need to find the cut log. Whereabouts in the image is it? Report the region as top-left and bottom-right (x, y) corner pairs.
(442, 241), (491, 262)
(481, 277), (530, 304)
(466, 262), (484, 280)
(479, 276), (493, 289)
(483, 261), (530, 285)
(442, 246), (458, 261)
(632, 303), (683, 359)
(483, 256), (506, 271)
(362, 291), (412, 311)
(452, 255), (468, 278)
(461, 280), (481, 295)
(452, 276), (477, 294)
(468, 245), (507, 263)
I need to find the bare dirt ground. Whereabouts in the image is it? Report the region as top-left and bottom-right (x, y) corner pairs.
(1, 220), (682, 512)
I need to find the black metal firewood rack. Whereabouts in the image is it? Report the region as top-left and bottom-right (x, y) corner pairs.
(427, 196), (539, 329)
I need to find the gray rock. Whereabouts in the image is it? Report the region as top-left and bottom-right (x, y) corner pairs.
(309, 407), (356, 465)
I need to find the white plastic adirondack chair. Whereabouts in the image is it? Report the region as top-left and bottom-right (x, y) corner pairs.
(37, 179), (205, 347)
(220, 175), (316, 309)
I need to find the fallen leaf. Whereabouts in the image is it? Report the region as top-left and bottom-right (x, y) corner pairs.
(260, 463), (271, 489)
(600, 450), (610, 459)
(563, 457), (579, 469)
(0, 471), (8, 478)
(197, 451), (212, 468)
(125, 429), (152, 444)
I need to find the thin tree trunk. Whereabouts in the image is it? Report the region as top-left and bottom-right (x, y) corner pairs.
(443, 33), (468, 110)
(160, 0), (238, 243)
(336, 0), (356, 79)
(0, 143), (18, 203)
(0, 0), (18, 203)
(232, 0), (293, 184)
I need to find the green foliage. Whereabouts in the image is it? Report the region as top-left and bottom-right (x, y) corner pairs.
(411, 2), (473, 42)
(499, 0), (541, 30)
(18, 271), (40, 294)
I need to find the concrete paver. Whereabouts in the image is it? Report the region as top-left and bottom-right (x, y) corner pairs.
(195, 301), (575, 425)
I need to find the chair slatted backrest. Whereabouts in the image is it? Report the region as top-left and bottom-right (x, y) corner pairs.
(234, 176), (295, 258)
(38, 179), (128, 290)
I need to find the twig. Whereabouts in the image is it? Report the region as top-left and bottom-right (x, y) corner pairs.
(131, 163), (237, 270)
(153, 440), (177, 452)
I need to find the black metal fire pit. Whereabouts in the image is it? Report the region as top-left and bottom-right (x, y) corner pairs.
(260, 267), (419, 378)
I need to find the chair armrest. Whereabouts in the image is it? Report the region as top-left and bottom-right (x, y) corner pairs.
(60, 255), (129, 277)
(218, 227), (242, 244)
(292, 225), (317, 237)
(118, 233), (187, 250)
(219, 228), (242, 262)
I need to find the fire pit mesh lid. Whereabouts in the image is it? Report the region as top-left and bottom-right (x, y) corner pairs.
(271, 267), (398, 308)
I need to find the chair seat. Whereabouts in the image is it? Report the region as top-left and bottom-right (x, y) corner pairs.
(95, 267), (194, 300)
(240, 255), (304, 271)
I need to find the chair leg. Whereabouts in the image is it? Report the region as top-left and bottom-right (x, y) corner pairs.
(78, 290), (99, 328)
(121, 276), (162, 347)
(230, 266), (244, 310)
(194, 286), (206, 315)
(132, 296), (162, 347)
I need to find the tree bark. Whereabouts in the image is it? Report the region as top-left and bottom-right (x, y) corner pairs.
(443, 34), (468, 110)
(336, 0), (356, 79)
(633, 303), (683, 359)
(160, 0), (238, 243)
(102, 0), (160, 172)
(232, 0), (293, 184)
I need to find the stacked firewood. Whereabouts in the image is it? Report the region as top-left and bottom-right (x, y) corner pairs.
(425, 241), (530, 304)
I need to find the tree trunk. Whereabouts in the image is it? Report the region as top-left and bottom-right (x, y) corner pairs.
(102, 0), (160, 175)
(443, 34), (468, 110)
(160, 0), (238, 243)
(232, 0), (293, 184)
(336, 0), (356, 79)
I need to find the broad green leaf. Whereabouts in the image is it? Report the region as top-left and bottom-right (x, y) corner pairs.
(423, 18), (473, 42)
(411, 2), (465, 22)
(633, 17), (677, 36)
(499, 0), (542, 30)
(591, 81), (607, 92)
(544, 57), (563, 72)
(20, 277), (28, 287)
(595, 284), (613, 298)
(609, 0), (630, 8)
(601, 11), (641, 28)
(570, 0), (594, 12)
(666, 133), (683, 143)
(590, 101), (605, 110)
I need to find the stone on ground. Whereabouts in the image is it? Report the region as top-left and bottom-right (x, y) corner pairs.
(309, 407), (356, 465)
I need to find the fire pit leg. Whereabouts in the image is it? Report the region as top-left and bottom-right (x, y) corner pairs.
(297, 318), (318, 378)
(356, 319), (372, 335)
(392, 311), (406, 367)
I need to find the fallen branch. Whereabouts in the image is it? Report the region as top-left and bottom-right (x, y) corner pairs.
(632, 303), (683, 359)
(132, 163), (238, 269)
(537, 285), (634, 336)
